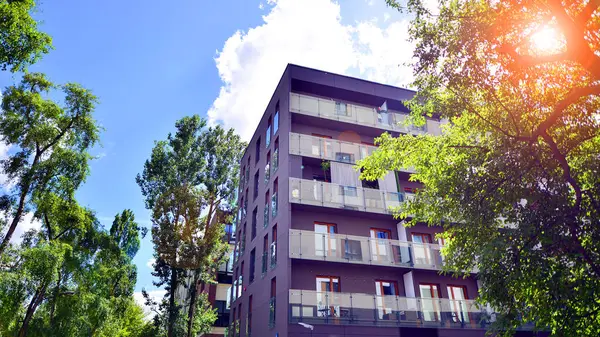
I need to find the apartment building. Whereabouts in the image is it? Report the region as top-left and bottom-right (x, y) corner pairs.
(227, 64), (544, 337)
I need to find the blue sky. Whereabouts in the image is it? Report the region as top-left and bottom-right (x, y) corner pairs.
(0, 0), (420, 303)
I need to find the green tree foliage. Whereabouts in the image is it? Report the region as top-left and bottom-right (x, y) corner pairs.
(361, 1), (600, 335)
(0, 205), (150, 337)
(137, 115), (245, 337)
(0, 0), (52, 72)
(0, 73), (101, 255)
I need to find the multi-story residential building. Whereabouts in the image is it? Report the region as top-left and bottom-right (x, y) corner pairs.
(228, 64), (545, 337)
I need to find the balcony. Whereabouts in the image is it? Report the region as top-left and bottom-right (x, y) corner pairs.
(289, 92), (442, 136)
(289, 229), (443, 270)
(289, 132), (376, 165)
(289, 177), (407, 215)
(289, 290), (495, 329)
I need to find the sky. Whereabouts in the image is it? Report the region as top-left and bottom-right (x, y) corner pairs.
(0, 0), (427, 312)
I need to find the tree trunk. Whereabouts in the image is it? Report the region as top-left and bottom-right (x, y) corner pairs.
(49, 269), (62, 328)
(167, 267), (179, 337)
(186, 270), (201, 337)
(19, 281), (48, 337)
(0, 152), (41, 256)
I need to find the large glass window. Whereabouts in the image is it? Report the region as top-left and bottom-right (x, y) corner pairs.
(316, 276), (340, 318)
(266, 116), (272, 148)
(376, 280), (399, 320)
(249, 249), (255, 283)
(419, 284), (441, 322)
(370, 228), (391, 262)
(314, 223), (337, 257)
(273, 101), (279, 134)
(412, 233), (433, 265)
(447, 285), (470, 323)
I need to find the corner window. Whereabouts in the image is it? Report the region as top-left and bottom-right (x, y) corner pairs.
(266, 117), (272, 148)
(273, 102), (280, 134)
(255, 137), (261, 163)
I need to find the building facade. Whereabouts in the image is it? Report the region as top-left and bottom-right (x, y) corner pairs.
(227, 64), (543, 337)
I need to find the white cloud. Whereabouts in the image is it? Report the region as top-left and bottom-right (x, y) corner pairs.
(0, 141), (14, 189)
(207, 0), (415, 140)
(208, 0), (358, 140)
(134, 289), (167, 318)
(146, 258), (155, 269)
(383, 12), (391, 22)
(1, 211), (43, 245)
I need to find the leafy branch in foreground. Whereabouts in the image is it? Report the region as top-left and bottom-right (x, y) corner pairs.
(361, 1), (600, 336)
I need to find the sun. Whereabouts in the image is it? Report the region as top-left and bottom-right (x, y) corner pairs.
(530, 26), (564, 54)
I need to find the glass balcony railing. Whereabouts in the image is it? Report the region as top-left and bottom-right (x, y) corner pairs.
(289, 177), (407, 215)
(289, 132), (376, 165)
(289, 92), (443, 136)
(289, 289), (497, 330)
(289, 132), (416, 172)
(289, 229), (443, 270)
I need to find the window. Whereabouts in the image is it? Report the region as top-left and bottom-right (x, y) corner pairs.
(241, 223), (246, 253)
(272, 138), (279, 172)
(247, 295), (253, 336)
(271, 178), (278, 218)
(412, 233), (433, 266)
(251, 208), (257, 240)
(361, 168), (379, 189)
(264, 190), (270, 228)
(253, 171), (259, 199)
(335, 101), (348, 116)
(341, 186), (358, 197)
(335, 152), (354, 163)
(376, 280), (399, 320)
(265, 151), (271, 185)
(270, 224), (277, 269)
(370, 228), (392, 262)
(316, 276), (340, 292)
(262, 235), (269, 275)
(269, 278), (276, 328)
(255, 137), (261, 163)
(240, 166), (245, 189)
(314, 223), (337, 257)
(344, 239), (362, 261)
(249, 249), (256, 283)
(419, 284), (441, 322)
(447, 285), (470, 323)
(232, 307), (236, 331)
(316, 276), (340, 317)
(266, 117), (272, 148)
(273, 101), (279, 134)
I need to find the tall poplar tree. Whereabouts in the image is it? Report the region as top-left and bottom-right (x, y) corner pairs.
(137, 115), (245, 337)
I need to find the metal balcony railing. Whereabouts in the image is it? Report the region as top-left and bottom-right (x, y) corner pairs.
(289, 177), (408, 215)
(289, 229), (443, 270)
(289, 92), (443, 136)
(289, 289), (496, 329)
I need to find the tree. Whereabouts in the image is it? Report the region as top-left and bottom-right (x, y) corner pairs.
(360, 1), (600, 335)
(0, 72), (101, 255)
(137, 115), (245, 337)
(0, 0), (52, 72)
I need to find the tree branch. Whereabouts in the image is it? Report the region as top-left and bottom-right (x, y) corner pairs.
(539, 131), (582, 210)
(577, 0), (600, 23)
(534, 85), (600, 137)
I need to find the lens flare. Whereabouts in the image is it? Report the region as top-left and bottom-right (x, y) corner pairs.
(530, 26), (563, 54)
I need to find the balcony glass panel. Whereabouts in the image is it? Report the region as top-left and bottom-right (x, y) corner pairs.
(289, 177), (406, 215)
(288, 290), (492, 329)
(289, 93), (443, 136)
(289, 229), (442, 270)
